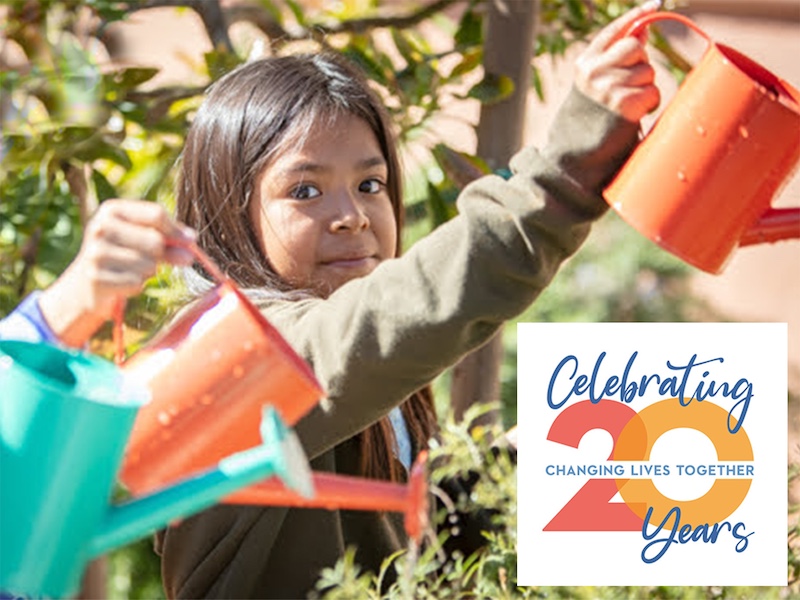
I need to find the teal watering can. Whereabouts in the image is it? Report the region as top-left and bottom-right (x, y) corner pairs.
(0, 339), (312, 599)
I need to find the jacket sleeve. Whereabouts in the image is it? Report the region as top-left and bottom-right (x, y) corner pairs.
(0, 292), (61, 344)
(260, 87), (639, 462)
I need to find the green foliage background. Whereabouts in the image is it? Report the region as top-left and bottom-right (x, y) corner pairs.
(1, 1), (797, 598)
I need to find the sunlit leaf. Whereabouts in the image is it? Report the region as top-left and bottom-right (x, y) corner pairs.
(465, 73), (515, 105)
(448, 47), (482, 80)
(531, 65), (544, 101)
(285, 0), (307, 26)
(74, 138), (132, 169)
(391, 29), (420, 65)
(204, 49), (243, 81)
(103, 67), (159, 93)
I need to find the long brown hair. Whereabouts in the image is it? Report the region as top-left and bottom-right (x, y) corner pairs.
(176, 53), (437, 481)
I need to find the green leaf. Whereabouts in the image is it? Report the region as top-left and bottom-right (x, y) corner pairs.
(340, 44), (391, 87)
(455, 7), (482, 48)
(204, 49), (243, 81)
(397, 61), (435, 107)
(256, 0), (284, 26)
(74, 137), (132, 169)
(390, 29), (420, 65)
(104, 67), (160, 93)
(91, 168), (117, 202)
(465, 73), (515, 106)
(285, 0), (307, 26)
(84, 0), (129, 22)
(565, 0), (588, 27)
(44, 126), (98, 151)
(448, 47), (482, 80)
(425, 181), (457, 228)
(531, 65), (544, 101)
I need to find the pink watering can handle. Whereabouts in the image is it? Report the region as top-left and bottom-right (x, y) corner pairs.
(112, 238), (228, 365)
(623, 11), (711, 42)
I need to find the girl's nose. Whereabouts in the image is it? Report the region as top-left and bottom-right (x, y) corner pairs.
(330, 191), (370, 232)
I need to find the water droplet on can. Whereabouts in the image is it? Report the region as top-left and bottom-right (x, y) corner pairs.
(161, 430), (172, 441)
(158, 411), (172, 425)
(739, 125), (749, 139)
(233, 365), (245, 378)
(200, 394), (214, 406)
(695, 125), (706, 136)
(677, 171), (687, 182)
(243, 341), (254, 352)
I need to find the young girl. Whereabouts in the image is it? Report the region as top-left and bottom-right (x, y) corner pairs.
(156, 3), (659, 597)
(1, 2), (660, 597)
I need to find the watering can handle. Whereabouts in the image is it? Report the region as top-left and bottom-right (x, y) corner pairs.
(112, 238), (228, 364)
(623, 11), (711, 43)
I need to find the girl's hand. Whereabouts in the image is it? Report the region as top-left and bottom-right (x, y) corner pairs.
(574, 0), (662, 122)
(38, 199), (196, 347)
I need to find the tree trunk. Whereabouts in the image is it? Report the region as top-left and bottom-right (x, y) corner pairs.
(450, 0), (538, 428)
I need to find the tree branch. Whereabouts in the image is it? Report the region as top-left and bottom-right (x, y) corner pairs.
(116, 0), (464, 54)
(193, 0), (234, 53)
(317, 0), (462, 35)
(228, 0), (464, 45)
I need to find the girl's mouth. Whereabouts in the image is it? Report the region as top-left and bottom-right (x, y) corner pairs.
(323, 256), (377, 269)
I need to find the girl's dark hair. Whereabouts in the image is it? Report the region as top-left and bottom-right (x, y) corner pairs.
(176, 53), (437, 481)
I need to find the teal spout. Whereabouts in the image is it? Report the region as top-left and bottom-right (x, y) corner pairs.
(89, 405), (313, 557)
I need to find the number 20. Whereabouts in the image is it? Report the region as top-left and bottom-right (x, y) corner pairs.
(543, 398), (752, 532)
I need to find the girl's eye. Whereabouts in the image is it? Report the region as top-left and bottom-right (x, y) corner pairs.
(359, 178), (385, 194)
(290, 183), (322, 200)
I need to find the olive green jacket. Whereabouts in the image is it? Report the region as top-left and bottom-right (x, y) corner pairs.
(158, 88), (639, 599)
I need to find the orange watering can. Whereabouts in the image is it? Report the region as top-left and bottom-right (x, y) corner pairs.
(118, 241), (325, 495)
(117, 242), (431, 542)
(603, 12), (800, 274)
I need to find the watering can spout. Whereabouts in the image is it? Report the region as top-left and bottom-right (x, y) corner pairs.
(738, 207), (800, 247)
(88, 406), (313, 558)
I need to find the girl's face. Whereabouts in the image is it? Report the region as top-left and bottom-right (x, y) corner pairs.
(251, 113), (398, 296)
